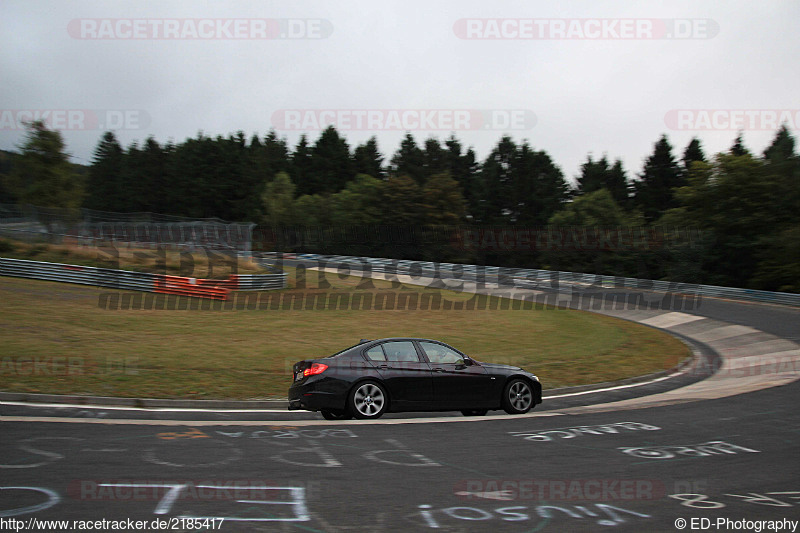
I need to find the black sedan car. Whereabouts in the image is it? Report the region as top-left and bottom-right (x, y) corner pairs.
(288, 338), (542, 420)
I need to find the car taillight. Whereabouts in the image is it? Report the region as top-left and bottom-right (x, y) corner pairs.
(304, 363), (328, 377)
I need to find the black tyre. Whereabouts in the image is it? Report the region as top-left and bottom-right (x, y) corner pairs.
(321, 409), (353, 421)
(348, 381), (388, 419)
(461, 409), (488, 416)
(502, 378), (534, 414)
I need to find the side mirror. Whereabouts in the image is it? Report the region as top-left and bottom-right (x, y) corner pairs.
(463, 357), (475, 366)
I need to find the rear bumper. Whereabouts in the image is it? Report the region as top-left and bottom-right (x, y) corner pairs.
(288, 379), (347, 412)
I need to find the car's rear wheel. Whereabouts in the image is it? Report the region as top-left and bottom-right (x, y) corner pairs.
(321, 409), (353, 421)
(461, 409), (488, 416)
(348, 381), (388, 419)
(502, 378), (534, 414)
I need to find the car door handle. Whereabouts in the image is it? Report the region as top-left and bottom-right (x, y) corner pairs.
(432, 367), (445, 372)
(377, 364), (391, 370)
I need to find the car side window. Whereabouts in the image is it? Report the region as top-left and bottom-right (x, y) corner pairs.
(420, 342), (464, 365)
(380, 341), (420, 363)
(365, 346), (386, 361)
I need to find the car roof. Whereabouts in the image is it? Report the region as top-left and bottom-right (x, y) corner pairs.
(358, 337), (448, 345)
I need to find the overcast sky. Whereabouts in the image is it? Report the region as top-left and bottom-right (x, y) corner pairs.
(2, 0), (798, 185)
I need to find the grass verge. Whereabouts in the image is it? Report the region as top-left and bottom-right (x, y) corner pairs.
(0, 265), (690, 399)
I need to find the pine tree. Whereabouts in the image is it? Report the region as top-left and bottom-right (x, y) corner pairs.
(170, 134), (207, 217)
(0, 150), (16, 203)
(577, 154), (629, 208)
(576, 155), (609, 195)
(291, 135), (314, 197)
(764, 125), (795, 163)
(422, 138), (448, 180)
(222, 132), (260, 221)
(389, 133), (426, 185)
(762, 125), (798, 219)
(477, 135), (517, 224)
(606, 159), (630, 209)
(309, 126), (354, 194)
(633, 135), (683, 223)
(444, 135), (480, 220)
(352, 137), (384, 180)
(577, 155), (629, 207)
(514, 142), (569, 226)
(138, 137), (167, 213)
(753, 126), (800, 291)
(85, 131), (124, 211)
(682, 137), (706, 175)
(263, 130), (291, 178)
(729, 133), (750, 156)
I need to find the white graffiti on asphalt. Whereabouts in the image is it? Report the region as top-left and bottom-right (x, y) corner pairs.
(0, 487), (60, 517)
(215, 428), (357, 439)
(509, 422), (660, 442)
(619, 440), (760, 460)
(0, 437), (82, 469)
(270, 438), (441, 468)
(411, 502), (651, 528)
(0, 484), (308, 522)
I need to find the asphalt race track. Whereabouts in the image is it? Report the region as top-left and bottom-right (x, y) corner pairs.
(1, 266), (799, 532)
(2, 382), (800, 532)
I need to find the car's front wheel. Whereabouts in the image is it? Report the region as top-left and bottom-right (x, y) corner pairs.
(348, 381), (388, 419)
(502, 378), (534, 414)
(321, 409), (353, 421)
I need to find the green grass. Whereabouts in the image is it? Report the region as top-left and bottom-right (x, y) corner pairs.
(0, 267), (690, 399)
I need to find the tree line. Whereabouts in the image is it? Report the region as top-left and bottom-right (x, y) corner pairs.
(1, 121), (798, 293)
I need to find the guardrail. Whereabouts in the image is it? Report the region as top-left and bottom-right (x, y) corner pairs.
(277, 253), (800, 308)
(231, 274), (288, 291)
(0, 257), (156, 291)
(0, 258), (287, 300)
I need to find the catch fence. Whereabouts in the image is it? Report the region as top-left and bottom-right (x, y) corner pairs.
(0, 204), (255, 253)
